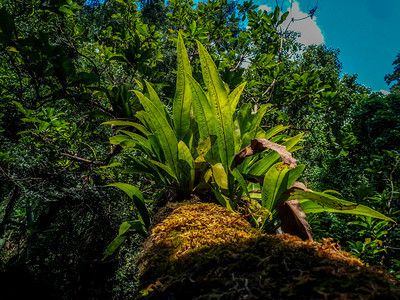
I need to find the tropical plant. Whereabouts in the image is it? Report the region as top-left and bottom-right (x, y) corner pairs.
(103, 35), (393, 256)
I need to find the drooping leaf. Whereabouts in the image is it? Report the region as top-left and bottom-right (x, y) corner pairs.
(298, 199), (394, 222)
(246, 134), (303, 175)
(105, 183), (150, 227)
(275, 200), (313, 241)
(234, 138), (297, 168)
(282, 189), (358, 211)
(101, 120), (151, 136)
(148, 160), (177, 180)
(103, 236), (127, 258)
(103, 220), (146, 259)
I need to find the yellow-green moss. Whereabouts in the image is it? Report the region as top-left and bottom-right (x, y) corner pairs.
(136, 202), (400, 299)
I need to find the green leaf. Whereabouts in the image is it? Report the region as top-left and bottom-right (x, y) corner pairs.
(249, 104), (272, 130)
(105, 183), (150, 227)
(264, 125), (290, 140)
(103, 236), (127, 257)
(178, 141), (195, 192)
(59, 6), (75, 16)
(173, 32), (193, 144)
(229, 82), (247, 113)
(284, 190), (359, 212)
(262, 162), (292, 211)
(231, 168), (250, 198)
(197, 40), (235, 170)
(212, 183), (233, 210)
(211, 163), (229, 190)
(101, 120), (151, 136)
(103, 220), (146, 258)
(119, 130), (151, 152)
(149, 160), (177, 180)
(109, 134), (132, 145)
(186, 74), (219, 162)
(299, 198), (394, 222)
(236, 102), (254, 135)
(144, 80), (169, 121)
(134, 91), (179, 178)
(195, 135), (218, 161)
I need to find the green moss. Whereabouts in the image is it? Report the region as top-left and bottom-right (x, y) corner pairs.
(136, 202), (400, 299)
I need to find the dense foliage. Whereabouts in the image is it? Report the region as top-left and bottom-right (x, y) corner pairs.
(0, 0), (399, 297)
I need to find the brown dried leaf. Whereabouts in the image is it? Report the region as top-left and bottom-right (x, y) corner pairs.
(290, 181), (313, 192)
(276, 199), (313, 241)
(234, 138), (297, 167)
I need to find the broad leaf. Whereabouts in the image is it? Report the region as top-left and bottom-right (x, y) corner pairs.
(262, 162), (292, 212)
(211, 163), (228, 190)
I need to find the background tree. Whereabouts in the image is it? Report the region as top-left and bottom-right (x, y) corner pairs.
(385, 51), (400, 94)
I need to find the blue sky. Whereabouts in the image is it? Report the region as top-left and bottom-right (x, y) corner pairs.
(253, 0), (400, 92)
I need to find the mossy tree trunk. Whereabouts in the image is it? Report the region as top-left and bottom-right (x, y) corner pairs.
(135, 201), (399, 299)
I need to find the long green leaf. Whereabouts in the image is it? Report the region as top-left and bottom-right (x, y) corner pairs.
(236, 102), (254, 136)
(173, 32), (193, 144)
(103, 220), (146, 258)
(284, 190), (358, 211)
(148, 160), (177, 180)
(178, 141), (195, 192)
(229, 82), (247, 113)
(231, 168), (250, 198)
(105, 183), (150, 227)
(119, 130), (151, 152)
(134, 90), (179, 177)
(144, 80), (169, 121)
(249, 104), (272, 130)
(102, 120), (151, 136)
(298, 198), (394, 222)
(262, 162), (291, 211)
(186, 74), (219, 162)
(265, 124), (291, 140)
(197, 40), (235, 169)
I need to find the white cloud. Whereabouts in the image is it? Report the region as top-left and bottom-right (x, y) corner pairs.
(259, 1), (324, 46)
(379, 90), (390, 95)
(259, 5), (272, 12)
